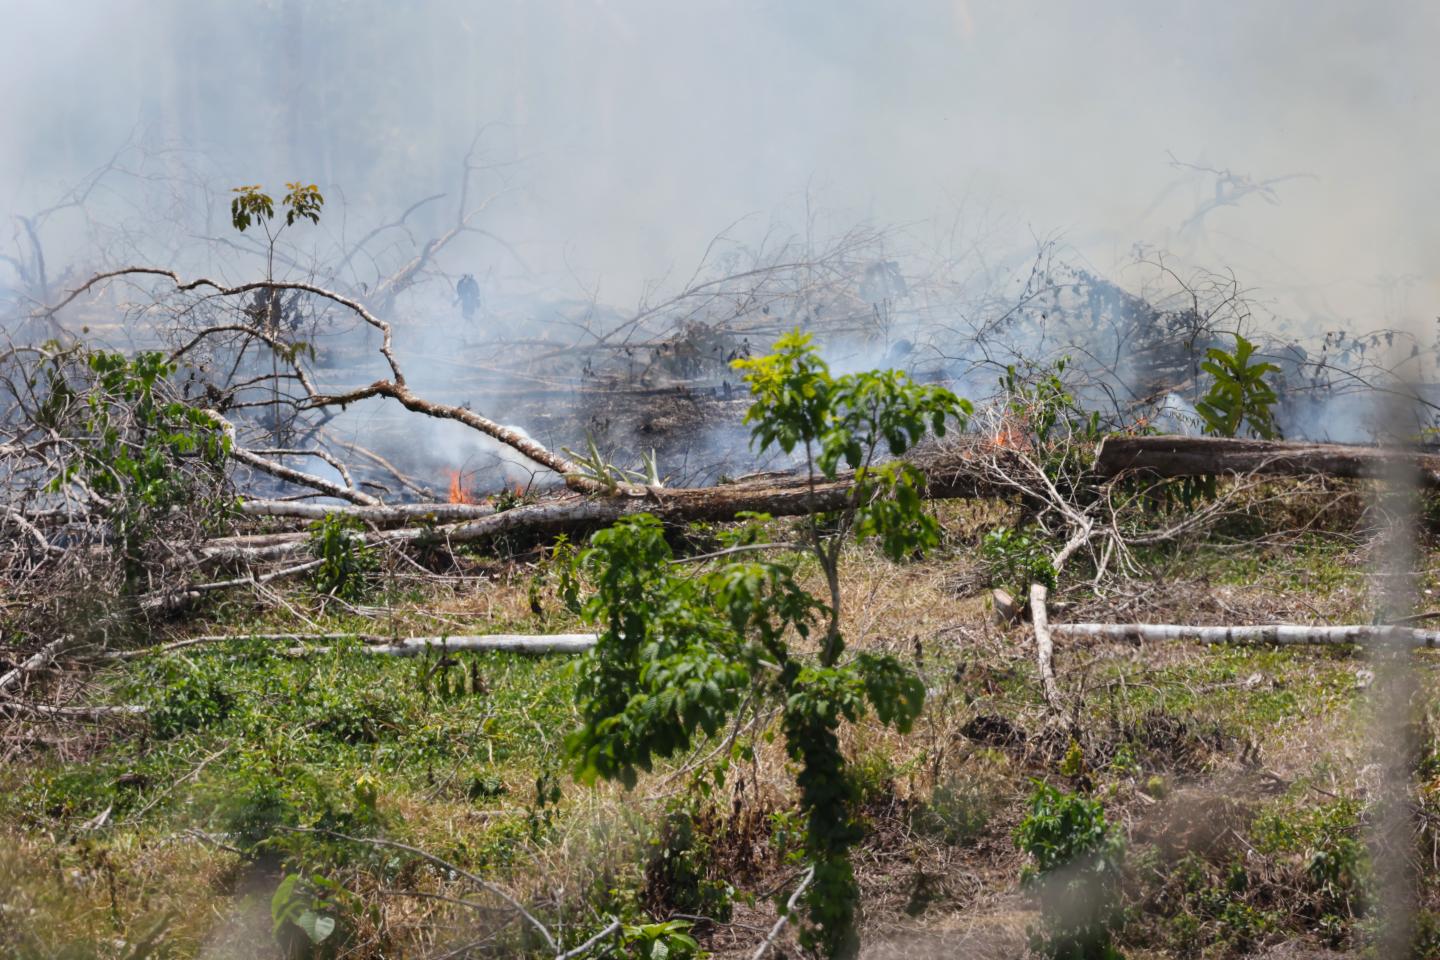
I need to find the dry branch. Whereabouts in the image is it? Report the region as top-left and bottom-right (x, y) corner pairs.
(752, 865), (815, 960)
(37, 267), (586, 486)
(0, 635), (70, 697)
(228, 445), (379, 506)
(0, 701), (147, 718)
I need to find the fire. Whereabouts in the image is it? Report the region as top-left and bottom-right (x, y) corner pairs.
(989, 414), (1030, 452)
(447, 469), (475, 504)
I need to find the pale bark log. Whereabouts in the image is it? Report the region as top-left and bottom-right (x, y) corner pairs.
(1050, 622), (1440, 646)
(0, 635), (70, 697)
(1029, 583), (1063, 709)
(286, 633), (598, 657)
(0, 702), (148, 718)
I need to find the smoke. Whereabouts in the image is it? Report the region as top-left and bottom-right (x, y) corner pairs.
(1, 0), (1437, 488)
(2, 0), (1435, 317)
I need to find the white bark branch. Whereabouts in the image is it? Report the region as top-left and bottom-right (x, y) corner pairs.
(286, 634), (598, 657)
(1051, 623), (1440, 646)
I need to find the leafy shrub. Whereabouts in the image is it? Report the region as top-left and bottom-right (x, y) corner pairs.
(615, 918), (703, 959)
(568, 331), (969, 957)
(144, 655), (234, 738)
(308, 513), (376, 601)
(39, 345), (233, 594)
(980, 525), (1056, 595)
(1196, 334), (1281, 440)
(1015, 781), (1126, 960)
(271, 872), (346, 959)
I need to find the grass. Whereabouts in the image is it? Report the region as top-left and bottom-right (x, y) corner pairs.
(4, 488), (1440, 958)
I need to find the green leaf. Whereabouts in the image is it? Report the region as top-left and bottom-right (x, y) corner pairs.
(297, 910), (336, 944)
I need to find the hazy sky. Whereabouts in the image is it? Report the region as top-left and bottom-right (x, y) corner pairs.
(2, 0), (1435, 328)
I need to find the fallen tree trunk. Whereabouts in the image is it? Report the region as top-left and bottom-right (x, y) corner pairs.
(100, 632), (391, 660)
(0, 701), (148, 719)
(1029, 582), (1063, 710)
(1095, 435), (1440, 488)
(286, 633), (598, 656)
(238, 500), (497, 524)
(1051, 623), (1440, 647)
(202, 444), (1003, 563)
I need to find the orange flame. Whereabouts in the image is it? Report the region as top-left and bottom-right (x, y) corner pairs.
(447, 469), (475, 504)
(989, 414), (1030, 452)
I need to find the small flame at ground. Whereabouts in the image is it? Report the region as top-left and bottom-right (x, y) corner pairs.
(447, 470), (475, 504)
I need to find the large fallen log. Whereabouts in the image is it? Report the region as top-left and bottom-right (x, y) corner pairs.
(1052, 623), (1440, 647)
(208, 436), (1440, 565)
(201, 444), (1003, 563)
(1095, 435), (1440, 488)
(238, 500), (497, 524)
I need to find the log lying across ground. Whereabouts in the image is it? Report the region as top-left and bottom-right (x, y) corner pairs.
(239, 500), (497, 524)
(98, 622), (1440, 664)
(1052, 623), (1440, 647)
(202, 444), (1003, 563)
(273, 623), (1440, 659)
(286, 634), (599, 656)
(201, 436), (1440, 566)
(1095, 435), (1440, 488)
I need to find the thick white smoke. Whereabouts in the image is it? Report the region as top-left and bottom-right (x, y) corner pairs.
(1, 0), (1435, 322)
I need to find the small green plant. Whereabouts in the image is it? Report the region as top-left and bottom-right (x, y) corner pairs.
(308, 513), (376, 601)
(231, 182), (325, 234)
(1195, 334), (1281, 440)
(568, 331), (969, 957)
(550, 534), (584, 613)
(1015, 781), (1126, 960)
(562, 435), (659, 492)
(615, 918), (703, 959)
(1001, 358), (1104, 449)
(270, 873), (341, 959)
(980, 525), (1056, 595)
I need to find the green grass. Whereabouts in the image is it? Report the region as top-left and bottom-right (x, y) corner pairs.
(7, 641), (580, 834)
(6, 503), (1440, 959)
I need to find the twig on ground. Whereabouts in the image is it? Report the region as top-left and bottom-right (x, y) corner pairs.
(752, 864), (815, 960)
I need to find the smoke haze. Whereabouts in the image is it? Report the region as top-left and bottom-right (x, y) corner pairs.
(2, 0), (1435, 326)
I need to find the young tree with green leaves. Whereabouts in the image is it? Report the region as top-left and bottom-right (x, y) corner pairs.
(229, 182), (324, 444)
(1195, 333), (1281, 440)
(566, 331), (970, 957)
(45, 346), (232, 593)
